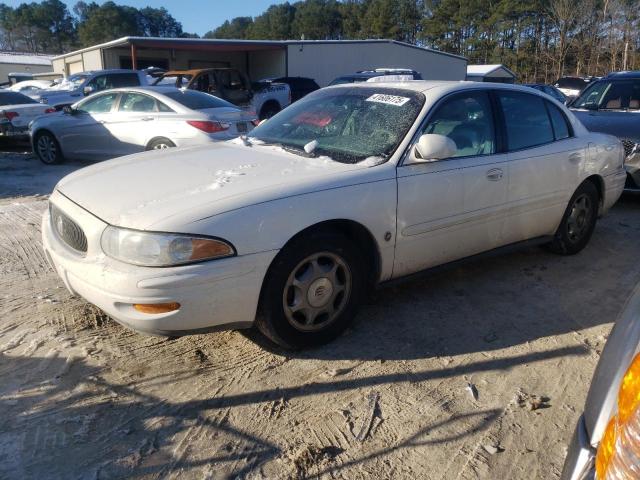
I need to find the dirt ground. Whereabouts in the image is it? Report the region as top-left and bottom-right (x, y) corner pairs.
(1, 149), (639, 480)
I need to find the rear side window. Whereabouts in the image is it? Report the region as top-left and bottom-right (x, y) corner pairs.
(162, 90), (236, 110)
(118, 92), (157, 112)
(0, 92), (36, 105)
(546, 102), (571, 140)
(110, 73), (140, 88)
(498, 91), (554, 150)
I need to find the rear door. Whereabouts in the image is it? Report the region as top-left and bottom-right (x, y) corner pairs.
(496, 90), (583, 243)
(107, 92), (160, 155)
(394, 89), (509, 277)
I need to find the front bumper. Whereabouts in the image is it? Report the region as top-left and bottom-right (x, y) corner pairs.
(561, 416), (595, 480)
(42, 191), (277, 335)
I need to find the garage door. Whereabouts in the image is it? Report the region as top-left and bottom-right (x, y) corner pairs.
(67, 61), (83, 75)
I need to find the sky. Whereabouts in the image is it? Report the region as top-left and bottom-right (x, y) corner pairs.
(3, 0), (287, 36)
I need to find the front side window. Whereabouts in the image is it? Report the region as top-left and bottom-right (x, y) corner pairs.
(573, 80), (640, 110)
(76, 92), (118, 113)
(498, 91), (554, 150)
(248, 87), (425, 164)
(422, 91), (495, 158)
(118, 92), (156, 112)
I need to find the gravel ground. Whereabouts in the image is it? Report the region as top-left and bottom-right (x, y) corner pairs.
(1, 150), (639, 479)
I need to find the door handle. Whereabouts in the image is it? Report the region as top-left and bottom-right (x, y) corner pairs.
(141, 116), (155, 121)
(97, 120), (107, 124)
(486, 168), (503, 181)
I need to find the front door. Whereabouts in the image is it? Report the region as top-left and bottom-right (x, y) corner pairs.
(394, 90), (509, 277)
(58, 92), (118, 159)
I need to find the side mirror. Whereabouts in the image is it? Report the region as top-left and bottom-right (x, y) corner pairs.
(62, 105), (75, 115)
(83, 85), (94, 96)
(411, 134), (457, 162)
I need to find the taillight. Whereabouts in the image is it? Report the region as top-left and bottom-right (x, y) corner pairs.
(596, 353), (640, 478)
(44, 108), (56, 114)
(3, 111), (19, 121)
(186, 120), (228, 133)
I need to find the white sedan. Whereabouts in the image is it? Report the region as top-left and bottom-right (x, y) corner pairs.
(30, 87), (257, 164)
(43, 82), (626, 349)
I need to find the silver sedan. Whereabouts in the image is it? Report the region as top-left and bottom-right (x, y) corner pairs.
(30, 87), (258, 164)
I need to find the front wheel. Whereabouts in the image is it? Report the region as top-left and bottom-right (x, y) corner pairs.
(34, 131), (63, 165)
(546, 181), (599, 255)
(256, 232), (365, 349)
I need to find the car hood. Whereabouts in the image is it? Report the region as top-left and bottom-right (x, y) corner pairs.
(56, 142), (384, 230)
(572, 109), (640, 140)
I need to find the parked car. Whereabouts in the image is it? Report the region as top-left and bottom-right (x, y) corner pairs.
(42, 82), (625, 349)
(258, 76), (319, 102)
(569, 71), (640, 192)
(151, 68), (291, 120)
(0, 91), (54, 139)
(554, 76), (593, 100)
(561, 285), (640, 480)
(523, 83), (567, 103)
(31, 87), (257, 164)
(0, 72), (33, 88)
(329, 68), (422, 85)
(37, 69), (147, 109)
(4, 79), (53, 99)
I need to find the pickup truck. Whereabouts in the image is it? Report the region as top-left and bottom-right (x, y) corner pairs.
(152, 68), (291, 120)
(36, 69), (147, 109)
(0, 90), (54, 139)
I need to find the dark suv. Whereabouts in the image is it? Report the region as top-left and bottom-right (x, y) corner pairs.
(570, 71), (640, 191)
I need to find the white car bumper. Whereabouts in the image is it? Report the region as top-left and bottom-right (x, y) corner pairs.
(602, 168), (627, 213)
(42, 191), (277, 335)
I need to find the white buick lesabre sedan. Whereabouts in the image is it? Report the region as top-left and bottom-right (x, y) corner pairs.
(43, 81), (626, 349)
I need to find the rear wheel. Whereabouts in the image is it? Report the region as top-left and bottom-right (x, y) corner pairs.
(147, 137), (175, 150)
(259, 102), (280, 120)
(546, 181), (599, 255)
(34, 131), (63, 165)
(256, 232), (365, 349)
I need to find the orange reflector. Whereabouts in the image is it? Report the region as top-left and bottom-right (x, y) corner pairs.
(618, 353), (640, 425)
(133, 302), (180, 314)
(596, 416), (618, 479)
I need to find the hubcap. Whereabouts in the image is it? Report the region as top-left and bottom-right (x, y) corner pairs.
(283, 252), (351, 332)
(37, 135), (56, 163)
(567, 193), (593, 242)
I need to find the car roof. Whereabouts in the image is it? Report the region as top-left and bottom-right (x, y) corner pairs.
(605, 71), (640, 79)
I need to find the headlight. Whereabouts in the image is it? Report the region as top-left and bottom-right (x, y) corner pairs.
(100, 226), (235, 267)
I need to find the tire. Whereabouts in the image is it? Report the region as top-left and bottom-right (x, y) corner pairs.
(259, 102), (280, 120)
(147, 137), (175, 150)
(34, 131), (63, 165)
(256, 231), (366, 349)
(546, 181), (599, 255)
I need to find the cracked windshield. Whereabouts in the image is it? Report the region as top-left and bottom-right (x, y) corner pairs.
(248, 87), (425, 163)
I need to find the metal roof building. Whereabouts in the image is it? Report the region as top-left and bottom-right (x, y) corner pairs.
(52, 37), (468, 86)
(0, 51), (54, 82)
(466, 64), (516, 84)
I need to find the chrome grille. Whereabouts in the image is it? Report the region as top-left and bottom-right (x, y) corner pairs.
(50, 204), (87, 253)
(622, 139), (639, 159)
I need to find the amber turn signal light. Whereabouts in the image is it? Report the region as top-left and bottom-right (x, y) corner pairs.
(133, 302), (181, 314)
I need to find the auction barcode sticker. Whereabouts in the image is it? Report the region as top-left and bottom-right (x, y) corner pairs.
(365, 94), (411, 106)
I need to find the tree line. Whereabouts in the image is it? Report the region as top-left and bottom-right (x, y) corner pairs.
(0, 0), (194, 55)
(0, 0), (637, 83)
(206, 0), (640, 83)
